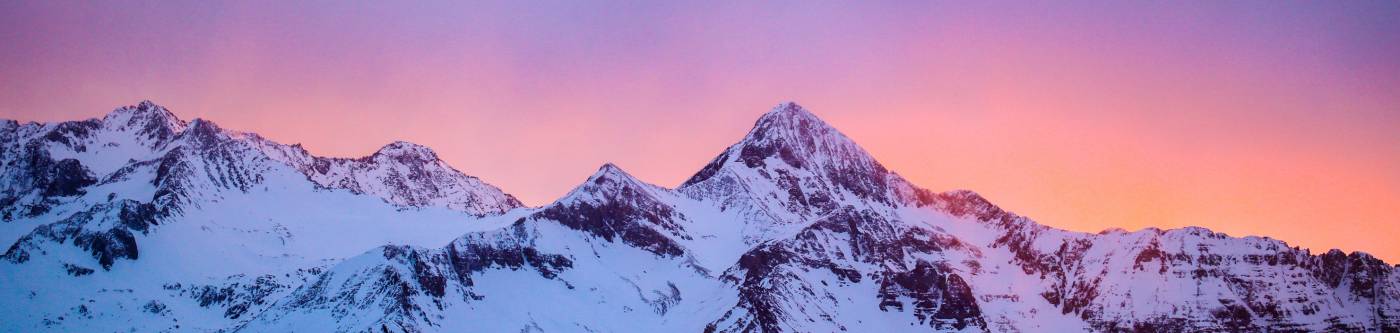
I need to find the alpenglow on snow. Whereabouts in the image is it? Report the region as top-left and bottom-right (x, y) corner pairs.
(1, 101), (1396, 332)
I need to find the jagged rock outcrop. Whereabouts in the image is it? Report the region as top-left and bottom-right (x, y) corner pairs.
(3, 200), (157, 270)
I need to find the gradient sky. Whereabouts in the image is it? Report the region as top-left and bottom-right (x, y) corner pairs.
(2, 1), (1398, 262)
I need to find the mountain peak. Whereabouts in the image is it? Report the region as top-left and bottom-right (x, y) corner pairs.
(107, 100), (176, 118)
(177, 118), (228, 148)
(681, 101), (910, 215)
(681, 102), (880, 187)
(186, 118), (221, 133)
(104, 100), (186, 134)
(586, 163), (640, 186)
(719, 101), (875, 173)
(594, 162), (622, 173)
(749, 101), (829, 139)
(556, 162), (658, 205)
(763, 101), (814, 119)
(372, 141), (439, 161)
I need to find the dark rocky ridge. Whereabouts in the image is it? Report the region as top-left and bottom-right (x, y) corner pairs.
(534, 164), (688, 257)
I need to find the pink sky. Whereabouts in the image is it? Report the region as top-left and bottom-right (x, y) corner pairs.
(2, 1), (1398, 262)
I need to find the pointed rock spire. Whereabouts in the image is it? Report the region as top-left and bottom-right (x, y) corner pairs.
(736, 102), (867, 169)
(682, 101), (885, 187)
(678, 101), (923, 235)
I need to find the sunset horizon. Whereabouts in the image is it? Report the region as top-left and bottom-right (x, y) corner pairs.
(8, 97), (1396, 264)
(3, 1), (1397, 331)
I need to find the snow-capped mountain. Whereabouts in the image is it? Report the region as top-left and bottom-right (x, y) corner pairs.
(271, 140), (522, 216)
(238, 164), (722, 331)
(1, 101), (1396, 332)
(0, 101), (522, 331)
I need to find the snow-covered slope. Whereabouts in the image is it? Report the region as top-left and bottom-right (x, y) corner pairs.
(0, 101), (523, 332)
(269, 140), (522, 216)
(238, 164), (725, 332)
(2, 101), (1396, 332)
(678, 102), (928, 245)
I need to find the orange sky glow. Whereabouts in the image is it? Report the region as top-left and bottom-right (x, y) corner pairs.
(2, 2), (1397, 262)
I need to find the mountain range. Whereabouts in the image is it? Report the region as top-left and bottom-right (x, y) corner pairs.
(1, 101), (1395, 332)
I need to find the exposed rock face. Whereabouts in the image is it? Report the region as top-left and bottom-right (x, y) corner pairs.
(239, 181), (732, 331)
(293, 141), (522, 216)
(679, 102), (928, 246)
(535, 164), (689, 257)
(238, 224), (580, 332)
(711, 206), (986, 332)
(2, 101), (1397, 332)
(3, 200), (157, 270)
(992, 222), (1400, 332)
